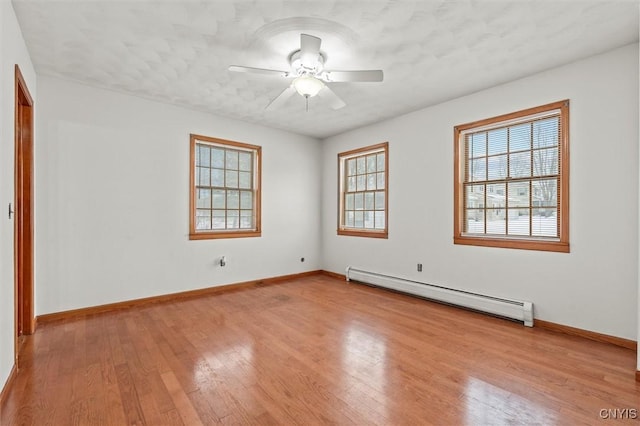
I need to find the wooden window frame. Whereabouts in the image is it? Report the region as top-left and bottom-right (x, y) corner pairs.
(453, 100), (569, 252)
(337, 142), (389, 239)
(189, 134), (261, 240)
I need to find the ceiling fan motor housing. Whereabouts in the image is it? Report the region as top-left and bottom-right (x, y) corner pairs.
(289, 50), (326, 76)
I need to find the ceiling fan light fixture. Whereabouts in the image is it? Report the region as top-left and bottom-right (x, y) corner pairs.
(292, 75), (324, 97)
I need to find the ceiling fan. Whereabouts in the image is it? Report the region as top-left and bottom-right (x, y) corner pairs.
(229, 34), (384, 111)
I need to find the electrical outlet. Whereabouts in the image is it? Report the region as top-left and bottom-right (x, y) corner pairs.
(417, 263), (423, 272)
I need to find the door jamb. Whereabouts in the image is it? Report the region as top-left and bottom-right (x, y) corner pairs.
(14, 64), (34, 367)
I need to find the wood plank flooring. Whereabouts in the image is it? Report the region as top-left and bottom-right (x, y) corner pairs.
(1, 274), (639, 425)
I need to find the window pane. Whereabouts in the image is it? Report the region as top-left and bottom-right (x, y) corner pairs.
(356, 175), (366, 191)
(227, 210), (239, 229)
(198, 167), (210, 186)
(532, 208), (557, 237)
(356, 157), (366, 174)
(354, 211), (364, 227)
(354, 193), (364, 210)
(226, 170), (238, 188)
(197, 189), (211, 209)
(487, 128), (508, 155)
(375, 191), (385, 210)
(364, 192), (374, 210)
(366, 155), (376, 173)
(507, 209), (530, 236)
(212, 148), (225, 168)
(212, 189), (225, 209)
(347, 176), (356, 191)
(532, 179), (557, 207)
(240, 190), (252, 209)
(488, 182), (505, 198)
(376, 153), (385, 171)
(211, 169), (224, 187)
(376, 172), (385, 189)
(486, 209), (506, 234)
(238, 152), (252, 171)
(345, 211), (355, 227)
(347, 159), (356, 176)
(509, 123), (531, 152)
(345, 193), (354, 210)
(533, 148), (558, 176)
(487, 155), (507, 180)
(465, 209), (484, 233)
(363, 211), (374, 229)
(470, 132), (486, 157)
(465, 184), (484, 209)
(469, 158), (486, 182)
(226, 150), (238, 170)
(212, 210), (225, 229)
(240, 210), (253, 229)
(227, 190), (239, 209)
(196, 209), (211, 230)
(508, 182), (529, 207)
(367, 173), (376, 190)
(197, 145), (210, 167)
(374, 211), (385, 229)
(509, 151), (531, 178)
(239, 171), (252, 189)
(533, 117), (559, 148)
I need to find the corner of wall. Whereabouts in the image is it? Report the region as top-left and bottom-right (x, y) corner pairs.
(636, 10), (640, 374)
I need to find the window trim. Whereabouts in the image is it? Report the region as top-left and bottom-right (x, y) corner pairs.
(189, 134), (262, 240)
(453, 100), (569, 252)
(337, 142), (389, 239)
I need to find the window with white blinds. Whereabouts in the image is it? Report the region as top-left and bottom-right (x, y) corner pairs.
(189, 134), (261, 240)
(338, 142), (388, 238)
(454, 100), (569, 252)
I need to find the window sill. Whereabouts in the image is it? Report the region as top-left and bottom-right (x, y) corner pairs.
(338, 229), (388, 239)
(454, 235), (569, 253)
(190, 230), (261, 240)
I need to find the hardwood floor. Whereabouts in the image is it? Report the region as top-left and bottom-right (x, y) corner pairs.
(1, 274), (638, 425)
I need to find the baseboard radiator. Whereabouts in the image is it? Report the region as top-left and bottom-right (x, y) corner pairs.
(345, 266), (533, 327)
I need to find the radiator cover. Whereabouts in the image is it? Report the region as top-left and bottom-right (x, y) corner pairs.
(345, 266), (534, 327)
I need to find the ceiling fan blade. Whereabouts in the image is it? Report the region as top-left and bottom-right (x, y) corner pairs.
(265, 86), (297, 110)
(300, 34), (321, 68)
(317, 85), (346, 110)
(323, 70), (384, 82)
(229, 65), (290, 78)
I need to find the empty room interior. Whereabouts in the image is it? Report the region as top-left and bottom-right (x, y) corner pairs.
(1, 0), (640, 424)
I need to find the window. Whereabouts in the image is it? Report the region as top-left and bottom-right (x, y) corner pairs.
(189, 134), (261, 240)
(338, 142), (388, 238)
(454, 100), (569, 252)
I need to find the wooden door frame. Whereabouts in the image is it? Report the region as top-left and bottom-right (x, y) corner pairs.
(14, 64), (34, 366)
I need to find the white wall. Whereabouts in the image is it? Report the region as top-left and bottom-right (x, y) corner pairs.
(0, 1), (37, 395)
(35, 77), (322, 315)
(322, 43), (639, 341)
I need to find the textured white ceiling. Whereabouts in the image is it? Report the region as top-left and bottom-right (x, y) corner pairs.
(12, 0), (640, 139)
